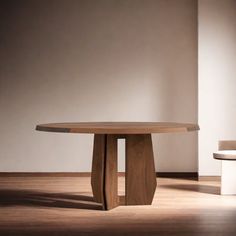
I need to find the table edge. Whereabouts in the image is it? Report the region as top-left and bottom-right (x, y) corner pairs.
(36, 124), (200, 134)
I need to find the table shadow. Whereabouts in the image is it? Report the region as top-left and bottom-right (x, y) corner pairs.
(0, 189), (102, 210)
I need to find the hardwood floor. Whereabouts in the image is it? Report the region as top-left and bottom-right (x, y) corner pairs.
(0, 176), (236, 236)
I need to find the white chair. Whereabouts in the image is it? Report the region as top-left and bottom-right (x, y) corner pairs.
(213, 140), (236, 195)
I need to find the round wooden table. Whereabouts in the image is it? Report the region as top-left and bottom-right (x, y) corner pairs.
(36, 122), (199, 210)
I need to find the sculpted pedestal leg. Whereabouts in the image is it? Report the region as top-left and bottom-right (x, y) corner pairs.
(91, 134), (118, 210)
(91, 133), (157, 210)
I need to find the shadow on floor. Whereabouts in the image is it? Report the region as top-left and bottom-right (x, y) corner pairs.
(0, 189), (102, 210)
(160, 184), (220, 195)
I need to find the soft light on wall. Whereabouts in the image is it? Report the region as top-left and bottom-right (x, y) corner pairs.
(0, 0), (198, 173)
(198, 0), (236, 176)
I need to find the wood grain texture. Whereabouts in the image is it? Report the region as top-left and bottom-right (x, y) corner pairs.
(36, 122), (199, 134)
(1, 177), (236, 236)
(91, 134), (105, 203)
(125, 134), (157, 205)
(91, 134), (118, 210)
(219, 140), (236, 150)
(103, 135), (118, 210)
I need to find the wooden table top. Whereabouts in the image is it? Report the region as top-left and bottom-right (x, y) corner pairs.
(36, 122), (199, 134)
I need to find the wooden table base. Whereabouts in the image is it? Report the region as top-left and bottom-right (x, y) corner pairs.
(91, 134), (157, 210)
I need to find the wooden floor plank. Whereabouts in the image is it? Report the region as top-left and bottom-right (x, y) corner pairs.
(0, 177), (236, 236)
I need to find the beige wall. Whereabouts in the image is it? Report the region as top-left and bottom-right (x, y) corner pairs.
(198, 0), (236, 175)
(0, 0), (198, 172)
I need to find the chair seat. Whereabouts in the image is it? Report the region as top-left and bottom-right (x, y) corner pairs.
(213, 150), (236, 160)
